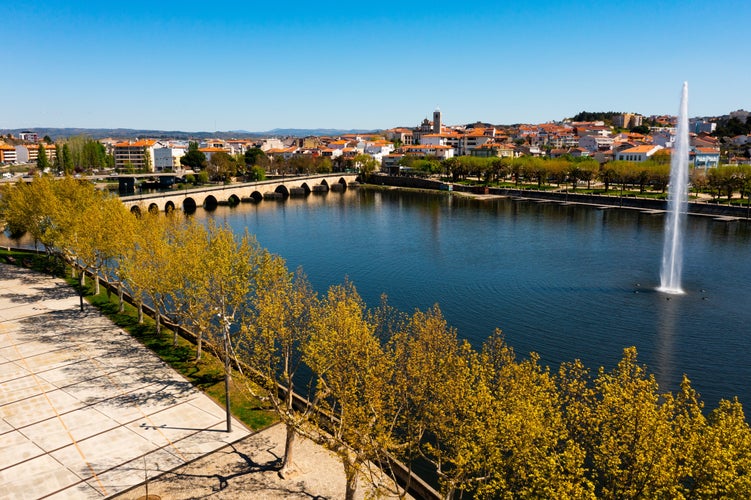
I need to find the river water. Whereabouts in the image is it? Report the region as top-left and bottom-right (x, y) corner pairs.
(198, 187), (751, 408)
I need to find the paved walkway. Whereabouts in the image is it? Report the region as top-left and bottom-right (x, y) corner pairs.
(0, 264), (250, 499)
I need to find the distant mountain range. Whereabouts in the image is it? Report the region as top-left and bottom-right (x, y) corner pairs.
(0, 127), (381, 141)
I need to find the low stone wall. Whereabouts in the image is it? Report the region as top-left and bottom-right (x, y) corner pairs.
(492, 187), (751, 218)
(368, 175), (445, 190)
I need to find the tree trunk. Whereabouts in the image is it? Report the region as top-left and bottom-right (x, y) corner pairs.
(118, 284), (125, 313)
(94, 274), (100, 295)
(279, 423), (296, 477)
(196, 330), (203, 361)
(138, 303), (144, 324)
(343, 453), (359, 500)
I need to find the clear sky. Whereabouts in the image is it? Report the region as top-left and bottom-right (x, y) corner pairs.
(3, 0), (749, 132)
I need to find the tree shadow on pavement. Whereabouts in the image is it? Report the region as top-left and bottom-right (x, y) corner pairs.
(143, 438), (327, 499)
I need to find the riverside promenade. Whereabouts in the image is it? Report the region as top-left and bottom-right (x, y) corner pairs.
(0, 263), (252, 498)
(0, 263), (408, 499)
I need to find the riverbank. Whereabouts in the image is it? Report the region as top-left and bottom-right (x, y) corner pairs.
(364, 175), (751, 222)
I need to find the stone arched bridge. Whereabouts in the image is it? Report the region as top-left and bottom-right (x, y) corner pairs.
(120, 173), (359, 214)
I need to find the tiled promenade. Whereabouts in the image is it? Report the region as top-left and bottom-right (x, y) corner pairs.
(0, 264), (250, 499)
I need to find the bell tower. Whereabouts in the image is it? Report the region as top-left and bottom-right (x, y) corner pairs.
(433, 107), (442, 134)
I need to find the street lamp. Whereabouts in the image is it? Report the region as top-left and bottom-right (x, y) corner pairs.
(217, 311), (232, 433)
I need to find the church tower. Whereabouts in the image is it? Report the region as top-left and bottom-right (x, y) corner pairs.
(433, 107), (442, 134)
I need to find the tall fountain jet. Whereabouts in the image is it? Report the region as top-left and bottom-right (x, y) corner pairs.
(659, 82), (689, 294)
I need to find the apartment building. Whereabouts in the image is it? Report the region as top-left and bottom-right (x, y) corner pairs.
(113, 139), (158, 171)
(0, 144), (17, 164)
(14, 144), (56, 164)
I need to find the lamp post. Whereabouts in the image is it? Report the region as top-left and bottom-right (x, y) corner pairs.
(218, 312), (232, 433)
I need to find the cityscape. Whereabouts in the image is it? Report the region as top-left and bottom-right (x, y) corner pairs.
(2, 107), (750, 176)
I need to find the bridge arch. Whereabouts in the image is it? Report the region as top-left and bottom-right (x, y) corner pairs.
(330, 178), (347, 192)
(204, 195), (218, 210)
(130, 205), (141, 216)
(227, 194), (240, 206)
(165, 201), (175, 213)
(148, 203), (159, 214)
(300, 182), (311, 194)
(275, 185), (290, 198)
(248, 191), (262, 202)
(183, 197), (197, 214)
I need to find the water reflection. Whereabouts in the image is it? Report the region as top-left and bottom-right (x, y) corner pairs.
(654, 292), (679, 391)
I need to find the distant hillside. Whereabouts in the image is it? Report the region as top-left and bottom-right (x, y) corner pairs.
(263, 128), (380, 137)
(0, 128), (267, 141)
(0, 127), (381, 141)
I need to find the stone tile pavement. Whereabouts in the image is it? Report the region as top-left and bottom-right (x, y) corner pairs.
(0, 264), (251, 499)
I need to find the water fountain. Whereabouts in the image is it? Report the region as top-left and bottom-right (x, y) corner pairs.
(659, 82), (690, 294)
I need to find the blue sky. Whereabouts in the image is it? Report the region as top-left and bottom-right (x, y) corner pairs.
(3, 1), (749, 132)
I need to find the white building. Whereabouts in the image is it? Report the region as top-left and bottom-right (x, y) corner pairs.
(154, 145), (186, 171)
(257, 138), (285, 152)
(652, 129), (676, 149)
(579, 135), (614, 152)
(401, 144), (455, 159)
(616, 145), (664, 162)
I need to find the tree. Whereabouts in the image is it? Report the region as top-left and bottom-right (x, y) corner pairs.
(244, 147), (269, 168)
(690, 397), (751, 497)
(61, 144), (74, 174)
(168, 217), (213, 354)
(243, 256), (318, 476)
(630, 125), (650, 135)
(180, 141), (206, 170)
(202, 223), (262, 432)
(206, 151), (237, 182)
(559, 347), (682, 498)
(392, 305), (495, 499)
(121, 212), (183, 331)
(142, 146), (153, 172)
(478, 332), (592, 498)
(37, 144), (50, 171)
(82, 140), (109, 170)
(53, 143), (62, 171)
(0, 175), (57, 247)
(61, 189), (128, 295)
(246, 165), (266, 181)
(304, 281), (397, 500)
(353, 154), (378, 179)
